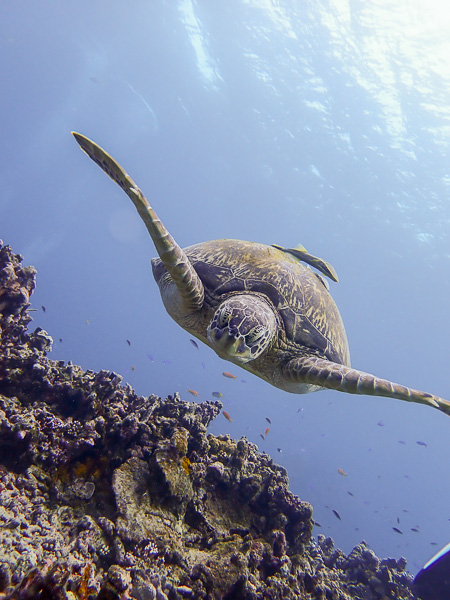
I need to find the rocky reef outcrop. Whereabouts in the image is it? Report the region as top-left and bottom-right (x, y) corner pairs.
(0, 240), (419, 599)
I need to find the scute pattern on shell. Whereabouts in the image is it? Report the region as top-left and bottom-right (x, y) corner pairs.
(183, 239), (350, 366)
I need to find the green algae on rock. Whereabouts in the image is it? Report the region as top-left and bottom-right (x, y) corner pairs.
(0, 240), (419, 599)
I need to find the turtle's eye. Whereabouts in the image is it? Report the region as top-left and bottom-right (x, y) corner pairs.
(219, 305), (233, 327)
(246, 325), (265, 344)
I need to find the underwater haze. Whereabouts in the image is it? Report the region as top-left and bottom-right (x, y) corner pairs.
(2, 0), (450, 573)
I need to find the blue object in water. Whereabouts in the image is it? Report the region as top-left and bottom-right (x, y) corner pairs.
(413, 542), (450, 600)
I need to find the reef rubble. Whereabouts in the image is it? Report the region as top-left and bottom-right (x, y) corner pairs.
(0, 240), (420, 600)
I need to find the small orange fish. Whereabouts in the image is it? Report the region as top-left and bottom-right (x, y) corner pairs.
(264, 427), (270, 436)
(222, 372), (237, 379)
(337, 468), (347, 477)
(223, 410), (232, 422)
(187, 389), (199, 397)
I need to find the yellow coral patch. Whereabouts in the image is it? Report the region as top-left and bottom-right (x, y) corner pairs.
(181, 456), (192, 475)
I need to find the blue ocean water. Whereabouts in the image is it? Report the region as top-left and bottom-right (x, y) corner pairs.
(2, 0), (449, 573)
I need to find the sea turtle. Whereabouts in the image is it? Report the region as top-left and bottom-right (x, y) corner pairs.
(72, 132), (450, 416)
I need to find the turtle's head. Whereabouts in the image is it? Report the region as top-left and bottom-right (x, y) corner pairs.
(207, 294), (277, 364)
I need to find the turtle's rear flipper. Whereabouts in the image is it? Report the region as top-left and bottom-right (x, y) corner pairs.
(72, 132), (204, 311)
(284, 356), (450, 415)
(272, 244), (339, 282)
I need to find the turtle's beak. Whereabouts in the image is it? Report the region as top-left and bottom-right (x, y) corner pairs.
(207, 327), (253, 364)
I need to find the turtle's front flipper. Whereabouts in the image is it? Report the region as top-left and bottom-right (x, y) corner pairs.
(284, 356), (450, 415)
(272, 244), (339, 282)
(72, 132), (204, 311)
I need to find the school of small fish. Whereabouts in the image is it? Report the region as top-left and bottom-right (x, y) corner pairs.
(42, 317), (437, 549)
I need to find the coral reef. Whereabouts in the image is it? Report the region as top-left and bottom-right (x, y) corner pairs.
(0, 240), (419, 599)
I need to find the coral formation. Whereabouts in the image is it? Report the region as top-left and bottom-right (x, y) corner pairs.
(0, 240), (419, 599)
